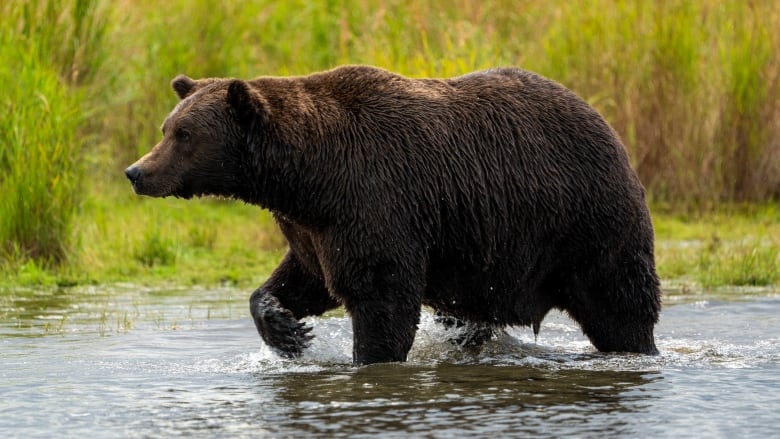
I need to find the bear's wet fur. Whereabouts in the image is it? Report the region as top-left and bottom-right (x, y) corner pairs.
(126, 65), (661, 365)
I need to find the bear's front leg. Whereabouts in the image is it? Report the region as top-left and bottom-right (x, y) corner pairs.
(250, 252), (338, 358)
(322, 229), (427, 364)
(250, 292), (313, 358)
(337, 261), (425, 364)
(348, 298), (422, 365)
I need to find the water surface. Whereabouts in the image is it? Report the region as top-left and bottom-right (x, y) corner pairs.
(1, 285), (778, 437)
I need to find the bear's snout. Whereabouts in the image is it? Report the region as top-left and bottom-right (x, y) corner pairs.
(125, 165), (142, 187)
(125, 165), (141, 183)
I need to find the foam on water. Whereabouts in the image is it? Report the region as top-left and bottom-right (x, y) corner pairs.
(187, 297), (780, 376)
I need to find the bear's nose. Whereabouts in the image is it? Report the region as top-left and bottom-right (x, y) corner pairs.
(125, 165), (142, 184)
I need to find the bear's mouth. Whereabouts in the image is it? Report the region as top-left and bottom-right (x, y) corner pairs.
(173, 180), (212, 200)
(130, 180), (167, 198)
(132, 179), (182, 199)
(173, 185), (195, 199)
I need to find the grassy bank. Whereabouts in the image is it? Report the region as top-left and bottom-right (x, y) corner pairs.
(3, 184), (778, 290)
(1, 0), (779, 288)
(654, 205), (780, 288)
(4, 183), (288, 288)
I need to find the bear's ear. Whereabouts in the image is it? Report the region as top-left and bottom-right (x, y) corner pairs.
(227, 79), (266, 127)
(171, 75), (197, 100)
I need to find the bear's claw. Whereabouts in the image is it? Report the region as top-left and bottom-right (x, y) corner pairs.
(253, 294), (314, 358)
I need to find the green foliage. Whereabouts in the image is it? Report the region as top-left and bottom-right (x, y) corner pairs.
(54, 190), (287, 288)
(1, 0), (779, 287)
(653, 207), (780, 288)
(97, 0), (780, 205)
(134, 227), (178, 268)
(0, 0), (109, 265)
(716, 3), (779, 201)
(698, 240), (780, 287)
(188, 225), (217, 250)
(0, 68), (79, 263)
(7, 0), (109, 86)
(2, 259), (60, 287)
(1, 10), (77, 263)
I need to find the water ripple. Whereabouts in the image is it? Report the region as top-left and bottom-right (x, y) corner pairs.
(1, 293), (779, 438)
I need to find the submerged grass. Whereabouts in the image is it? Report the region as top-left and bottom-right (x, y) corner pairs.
(1, 0), (779, 288)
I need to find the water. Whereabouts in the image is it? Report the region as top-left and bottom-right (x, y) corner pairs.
(1, 285), (779, 438)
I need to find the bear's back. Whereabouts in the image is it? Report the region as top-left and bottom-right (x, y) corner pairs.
(260, 66), (647, 255)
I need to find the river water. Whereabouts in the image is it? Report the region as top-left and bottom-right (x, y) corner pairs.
(1, 285), (778, 438)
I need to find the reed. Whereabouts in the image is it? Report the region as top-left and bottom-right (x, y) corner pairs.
(698, 240), (780, 287)
(2, 0), (779, 285)
(99, 0), (780, 205)
(715, 3), (780, 201)
(0, 0), (109, 265)
(0, 24), (77, 263)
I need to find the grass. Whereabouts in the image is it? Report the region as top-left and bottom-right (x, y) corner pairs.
(100, 0), (780, 207)
(2, 183), (777, 290)
(67, 183), (287, 288)
(653, 205), (780, 287)
(0, 16), (83, 264)
(0, 0), (111, 264)
(1, 0), (779, 289)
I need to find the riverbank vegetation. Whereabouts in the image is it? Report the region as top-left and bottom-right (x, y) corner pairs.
(1, 0), (779, 289)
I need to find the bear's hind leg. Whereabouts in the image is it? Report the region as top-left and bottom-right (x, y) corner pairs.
(573, 305), (659, 354)
(563, 264), (661, 355)
(434, 311), (503, 347)
(250, 252), (338, 358)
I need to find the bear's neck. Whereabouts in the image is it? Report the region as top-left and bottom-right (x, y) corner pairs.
(250, 176), (328, 228)
(236, 79), (347, 228)
(238, 139), (334, 229)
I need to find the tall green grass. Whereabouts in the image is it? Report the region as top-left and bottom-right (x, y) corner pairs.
(0, 0), (109, 264)
(14, 0), (109, 86)
(526, 0), (780, 207)
(716, 3), (779, 201)
(2, 0), (779, 284)
(99, 0), (780, 205)
(0, 49), (77, 263)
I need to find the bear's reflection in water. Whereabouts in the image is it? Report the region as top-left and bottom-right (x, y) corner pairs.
(240, 312), (660, 437)
(265, 362), (660, 437)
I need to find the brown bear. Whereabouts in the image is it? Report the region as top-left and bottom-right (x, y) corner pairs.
(125, 65), (661, 365)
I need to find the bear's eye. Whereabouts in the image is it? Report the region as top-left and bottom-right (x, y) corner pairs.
(175, 128), (191, 142)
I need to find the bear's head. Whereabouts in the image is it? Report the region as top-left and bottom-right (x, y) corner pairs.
(125, 75), (266, 200)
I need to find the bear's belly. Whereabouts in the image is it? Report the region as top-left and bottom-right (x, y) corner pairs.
(424, 264), (554, 326)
